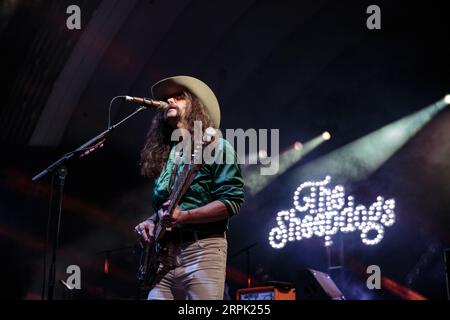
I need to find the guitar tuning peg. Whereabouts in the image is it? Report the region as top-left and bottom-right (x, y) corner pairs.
(203, 127), (216, 142)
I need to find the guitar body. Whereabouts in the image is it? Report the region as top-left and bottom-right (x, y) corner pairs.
(137, 223), (168, 288)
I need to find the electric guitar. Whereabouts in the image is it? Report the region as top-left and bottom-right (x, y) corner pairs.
(137, 129), (215, 291)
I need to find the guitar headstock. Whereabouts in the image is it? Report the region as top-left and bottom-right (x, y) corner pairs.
(191, 127), (217, 166)
(191, 142), (202, 166)
(203, 127), (216, 143)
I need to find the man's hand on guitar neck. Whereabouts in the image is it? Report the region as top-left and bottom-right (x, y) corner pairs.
(159, 200), (189, 228)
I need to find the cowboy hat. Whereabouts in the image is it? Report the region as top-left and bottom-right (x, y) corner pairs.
(151, 75), (221, 128)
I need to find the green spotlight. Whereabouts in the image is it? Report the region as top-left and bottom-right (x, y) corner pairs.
(289, 97), (449, 185)
(244, 133), (330, 196)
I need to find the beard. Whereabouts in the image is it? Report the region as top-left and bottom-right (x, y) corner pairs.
(164, 105), (180, 121)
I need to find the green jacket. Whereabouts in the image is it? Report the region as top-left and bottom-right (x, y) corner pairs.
(149, 138), (244, 233)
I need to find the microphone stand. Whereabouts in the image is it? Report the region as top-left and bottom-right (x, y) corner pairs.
(33, 106), (147, 300)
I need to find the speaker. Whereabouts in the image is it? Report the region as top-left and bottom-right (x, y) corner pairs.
(297, 269), (345, 300)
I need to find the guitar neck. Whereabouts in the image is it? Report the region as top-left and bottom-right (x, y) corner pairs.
(163, 137), (212, 222)
(167, 163), (199, 216)
(166, 165), (188, 215)
(153, 163), (199, 240)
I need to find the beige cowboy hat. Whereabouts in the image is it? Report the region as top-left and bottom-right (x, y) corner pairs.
(151, 75), (221, 128)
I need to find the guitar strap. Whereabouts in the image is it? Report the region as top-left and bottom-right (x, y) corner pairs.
(168, 149), (183, 192)
(168, 161), (178, 192)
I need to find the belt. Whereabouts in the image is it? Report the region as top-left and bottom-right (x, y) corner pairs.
(164, 229), (225, 244)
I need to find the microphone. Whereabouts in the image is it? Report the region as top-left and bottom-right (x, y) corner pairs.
(125, 96), (168, 109)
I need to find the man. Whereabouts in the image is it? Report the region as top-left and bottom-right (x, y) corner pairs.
(134, 76), (244, 300)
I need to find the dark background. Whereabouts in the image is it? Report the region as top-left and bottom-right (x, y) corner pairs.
(0, 0), (449, 300)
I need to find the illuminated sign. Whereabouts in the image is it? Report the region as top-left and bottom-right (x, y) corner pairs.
(269, 177), (395, 248)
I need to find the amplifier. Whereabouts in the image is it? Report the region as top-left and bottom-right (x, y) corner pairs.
(236, 285), (296, 300)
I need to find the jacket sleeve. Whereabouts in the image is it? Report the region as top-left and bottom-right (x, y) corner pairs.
(210, 139), (245, 217)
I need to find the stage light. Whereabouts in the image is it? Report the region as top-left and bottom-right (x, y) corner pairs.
(294, 141), (303, 150)
(258, 150), (268, 160)
(322, 131), (331, 141)
(445, 94), (450, 105)
(268, 177), (396, 248)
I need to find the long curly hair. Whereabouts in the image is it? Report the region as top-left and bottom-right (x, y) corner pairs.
(139, 91), (214, 178)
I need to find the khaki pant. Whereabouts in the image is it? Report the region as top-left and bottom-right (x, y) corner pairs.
(148, 237), (227, 300)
